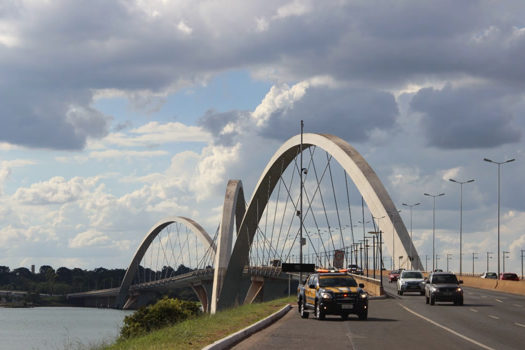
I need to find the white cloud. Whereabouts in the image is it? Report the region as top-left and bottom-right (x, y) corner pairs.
(69, 230), (110, 248)
(13, 176), (99, 205)
(274, 0), (311, 19)
(177, 20), (193, 35)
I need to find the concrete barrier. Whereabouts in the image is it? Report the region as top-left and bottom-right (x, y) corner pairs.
(350, 274), (382, 296)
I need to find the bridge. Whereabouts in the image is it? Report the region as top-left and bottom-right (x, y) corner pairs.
(68, 133), (421, 312)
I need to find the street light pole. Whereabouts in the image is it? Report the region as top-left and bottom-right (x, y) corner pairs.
(503, 251), (510, 273)
(424, 192), (445, 271)
(402, 202), (420, 269)
(472, 252), (478, 275)
(484, 158), (515, 276)
(521, 249), (525, 279)
(299, 120), (304, 283)
(449, 178), (474, 276)
(486, 252), (493, 272)
(447, 253), (452, 272)
(369, 230), (384, 292)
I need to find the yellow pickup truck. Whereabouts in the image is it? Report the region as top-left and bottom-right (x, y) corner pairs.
(297, 271), (368, 320)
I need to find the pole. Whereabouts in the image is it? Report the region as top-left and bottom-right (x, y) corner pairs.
(299, 120), (304, 283)
(497, 163), (500, 277)
(372, 235), (376, 279)
(472, 252), (478, 275)
(379, 230), (383, 291)
(503, 251), (510, 273)
(425, 255), (428, 272)
(521, 250), (524, 280)
(447, 254), (452, 272)
(424, 193), (445, 271)
(521, 249), (525, 279)
(484, 158), (515, 276)
(403, 203), (420, 269)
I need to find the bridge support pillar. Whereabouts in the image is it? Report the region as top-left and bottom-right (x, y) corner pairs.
(191, 284), (209, 313)
(243, 276), (264, 305)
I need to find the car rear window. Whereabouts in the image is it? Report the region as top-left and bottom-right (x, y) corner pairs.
(504, 273), (517, 278)
(402, 272), (423, 278)
(432, 274), (458, 284)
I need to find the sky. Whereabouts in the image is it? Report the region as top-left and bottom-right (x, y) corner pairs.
(1, 0), (525, 274)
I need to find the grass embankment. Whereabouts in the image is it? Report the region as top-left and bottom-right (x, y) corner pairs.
(103, 296), (295, 350)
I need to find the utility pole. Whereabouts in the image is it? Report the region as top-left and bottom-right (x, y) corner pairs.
(447, 254), (452, 272)
(472, 252), (478, 275)
(486, 252), (493, 272)
(425, 255), (429, 272)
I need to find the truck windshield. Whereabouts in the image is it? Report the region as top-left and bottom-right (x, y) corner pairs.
(319, 277), (357, 287)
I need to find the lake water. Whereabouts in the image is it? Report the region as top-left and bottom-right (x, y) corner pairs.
(0, 307), (132, 350)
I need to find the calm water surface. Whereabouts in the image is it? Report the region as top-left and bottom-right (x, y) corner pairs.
(0, 307), (132, 350)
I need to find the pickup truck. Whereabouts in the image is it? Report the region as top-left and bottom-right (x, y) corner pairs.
(297, 272), (368, 320)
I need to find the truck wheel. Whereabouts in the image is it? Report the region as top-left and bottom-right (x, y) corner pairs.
(458, 297), (463, 306)
(399, 291), (403, 296)
(299, 301), (309, 318)
(420, 291), (425, 296)
(358, 310), (368, 320)
(315, 301), (325, 320)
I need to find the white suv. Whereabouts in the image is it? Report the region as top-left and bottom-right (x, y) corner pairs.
(397, 270), (425, 295)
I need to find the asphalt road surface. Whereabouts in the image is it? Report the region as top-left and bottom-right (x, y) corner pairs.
(232, 279), (525, 350)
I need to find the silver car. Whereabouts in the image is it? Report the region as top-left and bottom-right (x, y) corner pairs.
(397, 270), (425, 295)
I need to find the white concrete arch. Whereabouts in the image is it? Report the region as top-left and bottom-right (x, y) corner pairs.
(115, 216), (215, 308)
(210, 180), (246, 314)
(217, 133), (422, 310)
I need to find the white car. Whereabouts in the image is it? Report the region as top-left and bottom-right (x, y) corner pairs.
(397, 270), (425, 295)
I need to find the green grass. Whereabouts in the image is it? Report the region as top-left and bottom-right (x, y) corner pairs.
(102, 296), (295, 350)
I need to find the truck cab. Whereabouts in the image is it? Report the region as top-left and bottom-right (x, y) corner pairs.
(297, 271), (368, 320)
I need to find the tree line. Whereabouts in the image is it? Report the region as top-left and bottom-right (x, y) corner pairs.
(0, 264), (195, 296)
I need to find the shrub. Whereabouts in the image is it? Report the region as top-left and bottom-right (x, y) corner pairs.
(120, 297), (201, 338)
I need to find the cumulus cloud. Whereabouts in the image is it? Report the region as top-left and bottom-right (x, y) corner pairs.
(69, 229), (110, 248)
(411, 84), (522, 149)
(2, 0), (525, 151)
(13, 176), (99, 205)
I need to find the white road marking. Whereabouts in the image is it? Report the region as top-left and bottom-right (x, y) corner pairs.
(513, 304), (522, 307)
(398, 303), (495, 350)
(470, 308), (478, 313)
(495, 299), (503, 303)
(488, 315), (499, 320)
(515, 323), (525, 328)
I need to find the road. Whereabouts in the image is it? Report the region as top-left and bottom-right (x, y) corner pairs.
(232, 278), (525, 350)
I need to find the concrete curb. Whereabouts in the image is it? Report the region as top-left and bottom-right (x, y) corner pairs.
(202, 304), (292, 350)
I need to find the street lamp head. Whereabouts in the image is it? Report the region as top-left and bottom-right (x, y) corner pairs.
(484, 158), (494, 163)
(467, 179), (475, 183)
(424, 193), (430, 196)
(449, 178), (457, 183)
(439, 193), (445, 196)
(415, 202), (421, 206)
(505, 158), (516, 163)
